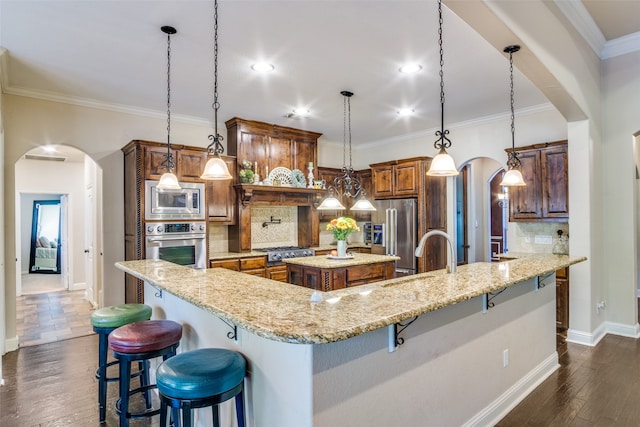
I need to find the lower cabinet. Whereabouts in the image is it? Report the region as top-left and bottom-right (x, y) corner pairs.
(210, 256), (266, 278)
(266, 265), (288, 282)
(287, 261), (395, 291)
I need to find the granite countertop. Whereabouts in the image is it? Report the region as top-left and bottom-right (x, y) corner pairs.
(282, 252), (399, 268)
(116, 253), (586, 345)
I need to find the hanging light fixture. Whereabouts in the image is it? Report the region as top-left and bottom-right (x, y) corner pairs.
(426, 0), (459, 177)
(201, 0), (232, 180)
(156, 25), (181, 190)
(317, 91), (376, 211)
(499, 45), (526, 187)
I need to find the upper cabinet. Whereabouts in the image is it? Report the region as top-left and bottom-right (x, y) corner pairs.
(370, 158), (422, 199)
(225, 117), (321, 179)
(508, 141), (568, 222)
(141, 143), (208, 183)
(206, 156), (237, 224)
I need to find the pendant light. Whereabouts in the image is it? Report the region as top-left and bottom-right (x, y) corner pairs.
(201, 0), (232, 180)
(426, 0), (459, 177)
(156, 26), (181, 190)
(317, 91), (375, 211)
(499, 45), (526, 187)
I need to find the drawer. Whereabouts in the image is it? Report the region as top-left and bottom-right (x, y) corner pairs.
(210, 259), (240, 271)
(242, 268), (266, 277)
(240, 256), (266, 270)
(347, 264), (385, 282)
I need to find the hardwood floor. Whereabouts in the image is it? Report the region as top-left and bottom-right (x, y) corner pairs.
(2, 332), (640, 426)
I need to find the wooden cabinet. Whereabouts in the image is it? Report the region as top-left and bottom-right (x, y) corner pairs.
(266, 265), (288, 282)
(206, 156), (237, 224)
(177, 149), (208, 182)
(142, 144), (207, 182)
(225, 117), (321, 179)
(371, 158), (421, 199)
(210, 255), (267, 277)
(509, 141), (568, 222)
(556, 266), (569, 331)
(286, 257), (395, 291)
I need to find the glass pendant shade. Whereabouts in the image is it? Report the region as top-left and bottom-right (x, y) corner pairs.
(499, 168), (526, 186)
(350, 195), (376, 211)
(201, 155), (232, 180)
(316, 195), (346, 210)
(427, 148), (459, 176)
(157, 171), (181, 190)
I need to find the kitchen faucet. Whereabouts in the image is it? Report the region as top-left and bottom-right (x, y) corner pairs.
(415, 230), (457, 273)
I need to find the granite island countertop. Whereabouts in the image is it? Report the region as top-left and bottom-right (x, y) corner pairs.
(282, 252), (399, 268)
(116, 253), (586, 345)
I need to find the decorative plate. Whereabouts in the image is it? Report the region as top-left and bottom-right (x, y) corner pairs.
(291, 169), (307, 187)
(268, 167), (292, 184)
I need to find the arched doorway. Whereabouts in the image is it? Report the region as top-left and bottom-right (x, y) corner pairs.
(14, 145), (103, 346)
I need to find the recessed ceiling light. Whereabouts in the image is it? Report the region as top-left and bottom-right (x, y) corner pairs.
(251, 62), (275, 72)
(285, 108), (310, 119)
(399, 63), (422, 74)
(397, 108), (414, 116)
(42, 145), (57, 153)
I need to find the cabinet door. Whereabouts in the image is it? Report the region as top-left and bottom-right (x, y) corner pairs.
(177, 149), (207, 182)
(509, 150), (541, 220)
(207, 156), (236, 223)
(394, 160), (419, 196)
(292, 137), (316, 174)
(541, 146), (569, 219)
(145, 145), (177, 180)
(237, 127), (269, 174)
(555, 268), (569, 330)
(372, 166), (394, 198)
(268, 136), (293, 172)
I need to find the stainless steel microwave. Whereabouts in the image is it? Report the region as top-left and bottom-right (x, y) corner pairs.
(145, 180), (205, 221)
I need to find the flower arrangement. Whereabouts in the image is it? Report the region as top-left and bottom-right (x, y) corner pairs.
(239, 160), (254, 183)
(326, 217), (360, 241)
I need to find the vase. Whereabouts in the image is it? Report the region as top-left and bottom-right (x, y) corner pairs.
(337, 240), (348, 258)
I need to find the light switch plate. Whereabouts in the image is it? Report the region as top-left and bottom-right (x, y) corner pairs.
(534, 235), (553, 245)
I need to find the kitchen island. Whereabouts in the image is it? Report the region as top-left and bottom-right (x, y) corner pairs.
(117, 254), (586, 427)
(283, 253), (399, 291)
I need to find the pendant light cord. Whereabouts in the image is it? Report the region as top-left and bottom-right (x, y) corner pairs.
(504, 44), (521, 169)
(434, 0), (451, 151)
(207, 0), (224, 156)
(162, 26), (176, 171)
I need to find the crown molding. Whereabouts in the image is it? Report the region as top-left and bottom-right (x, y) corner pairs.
(3, 85), (211, 126)
(601, 31), (640, 60)
(554, 0), (606, 58)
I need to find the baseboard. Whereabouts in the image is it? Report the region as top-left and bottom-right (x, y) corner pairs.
(605, 321), (640, 338)
(463, 352), (560, 427)
(4, 336), (19, 353)
(566, 322), (607, 346)
(70, 282), (86, 291)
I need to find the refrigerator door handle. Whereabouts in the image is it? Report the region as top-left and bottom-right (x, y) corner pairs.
(390, 208), (397, 256)
(385, 208), (390, 252)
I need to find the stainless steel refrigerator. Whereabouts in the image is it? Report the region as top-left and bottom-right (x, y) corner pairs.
(371, 198), (418, 276)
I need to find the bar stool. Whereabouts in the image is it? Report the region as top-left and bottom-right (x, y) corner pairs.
(156, 348), (246, 427)
(90, 303), (152, 422)
(109, 319), (183, 427)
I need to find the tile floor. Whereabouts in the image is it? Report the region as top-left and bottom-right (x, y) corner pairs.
(16, 274), (95, 347)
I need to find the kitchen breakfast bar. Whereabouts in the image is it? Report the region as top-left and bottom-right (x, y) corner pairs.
(117, 254), (586, 427)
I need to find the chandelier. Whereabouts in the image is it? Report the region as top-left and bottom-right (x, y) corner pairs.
(201, 0), (232, 180)
(317, 91), (375, 211)
(156, 26), (181, 190)
(426, 0), (459, 177)
(499, 45), (526, 187)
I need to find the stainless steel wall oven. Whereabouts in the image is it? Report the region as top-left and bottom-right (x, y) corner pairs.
(145, 221), (207, 269)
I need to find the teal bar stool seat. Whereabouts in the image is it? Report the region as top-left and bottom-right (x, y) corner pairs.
(157, 348), (246, 427)
(90, 303), (152, 422)
(110, 319), (183, 427)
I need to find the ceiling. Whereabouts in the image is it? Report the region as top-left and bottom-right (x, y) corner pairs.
(1, 1), (639, 151)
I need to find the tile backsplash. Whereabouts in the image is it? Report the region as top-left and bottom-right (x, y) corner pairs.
(507, 222), (569, 254)
(250, 206), (298, 248)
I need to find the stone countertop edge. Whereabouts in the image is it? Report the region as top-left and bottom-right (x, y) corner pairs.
(116, 254), (586, 345)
